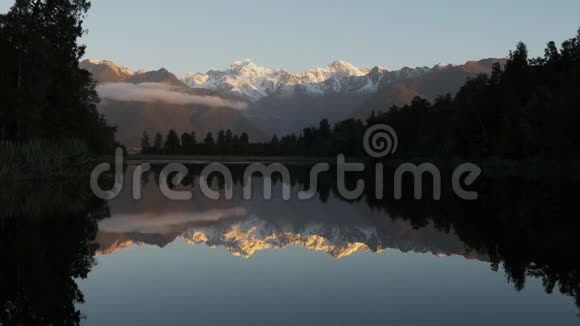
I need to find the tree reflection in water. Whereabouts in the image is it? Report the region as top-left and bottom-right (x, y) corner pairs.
(1, 163), (579, 325)
(0, 181), (110, 326)
(151, 163), (580, 310)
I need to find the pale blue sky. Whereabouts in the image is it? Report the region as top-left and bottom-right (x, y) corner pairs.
(2, 0), (579, 76)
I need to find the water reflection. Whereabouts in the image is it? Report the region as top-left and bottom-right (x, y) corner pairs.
(98, 166), (480, 260)
(99, 164), (580, 312)
(1, 163), (580, 325)
(0, 181), (109, 326)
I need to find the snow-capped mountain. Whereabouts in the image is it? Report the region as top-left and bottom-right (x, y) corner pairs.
(97, 214), (483, 260)
(177, 216), (483, 259)
(79, 57), (504, 143)
(182, 59), (390, 101)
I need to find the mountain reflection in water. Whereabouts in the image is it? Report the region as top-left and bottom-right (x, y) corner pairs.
(1, 163), (580, 325)
(96, 171), (482, 260)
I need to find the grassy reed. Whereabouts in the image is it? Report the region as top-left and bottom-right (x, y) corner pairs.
(0, 140), (93, 179)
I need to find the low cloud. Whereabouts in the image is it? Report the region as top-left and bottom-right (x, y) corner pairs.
(96, 82), (248, 110)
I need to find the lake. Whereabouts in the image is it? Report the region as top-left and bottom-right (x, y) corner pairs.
(1, 163), (579, 325)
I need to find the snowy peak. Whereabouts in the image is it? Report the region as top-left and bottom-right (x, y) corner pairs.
(328, 59), (358, 70)
(326, 59), (368, 75)
(228, 59), (263, 73)
(182, 59), (388, 101)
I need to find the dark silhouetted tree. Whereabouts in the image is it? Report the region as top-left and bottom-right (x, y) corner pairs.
(240, 132), (249, 144)
(164, 129), (181, 154)
(181, 132), (195, 154)
(204, 132), (215, 145)
(217, 130), (225, 146)
(225, 129), (233, 144)
(153, 132), (163, 153)
(141, 131), (151, 154)
(0, 0), (116, 154)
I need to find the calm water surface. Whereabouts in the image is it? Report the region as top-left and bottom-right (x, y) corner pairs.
(1, 164), (579, 325)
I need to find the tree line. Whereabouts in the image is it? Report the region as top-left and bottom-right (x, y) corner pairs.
(140, 118), (366, 157)
(141, 130), (250, 155)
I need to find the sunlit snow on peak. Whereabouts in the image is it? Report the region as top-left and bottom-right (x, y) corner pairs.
(181, 59), (389, 101)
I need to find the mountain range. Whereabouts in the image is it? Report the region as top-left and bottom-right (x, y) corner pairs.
(96, 215), (485, 260)
(80, 57), (505, 147)
(182, 59), (388, 101)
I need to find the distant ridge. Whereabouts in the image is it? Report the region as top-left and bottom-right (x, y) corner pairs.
(80, 59), (188, 88)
